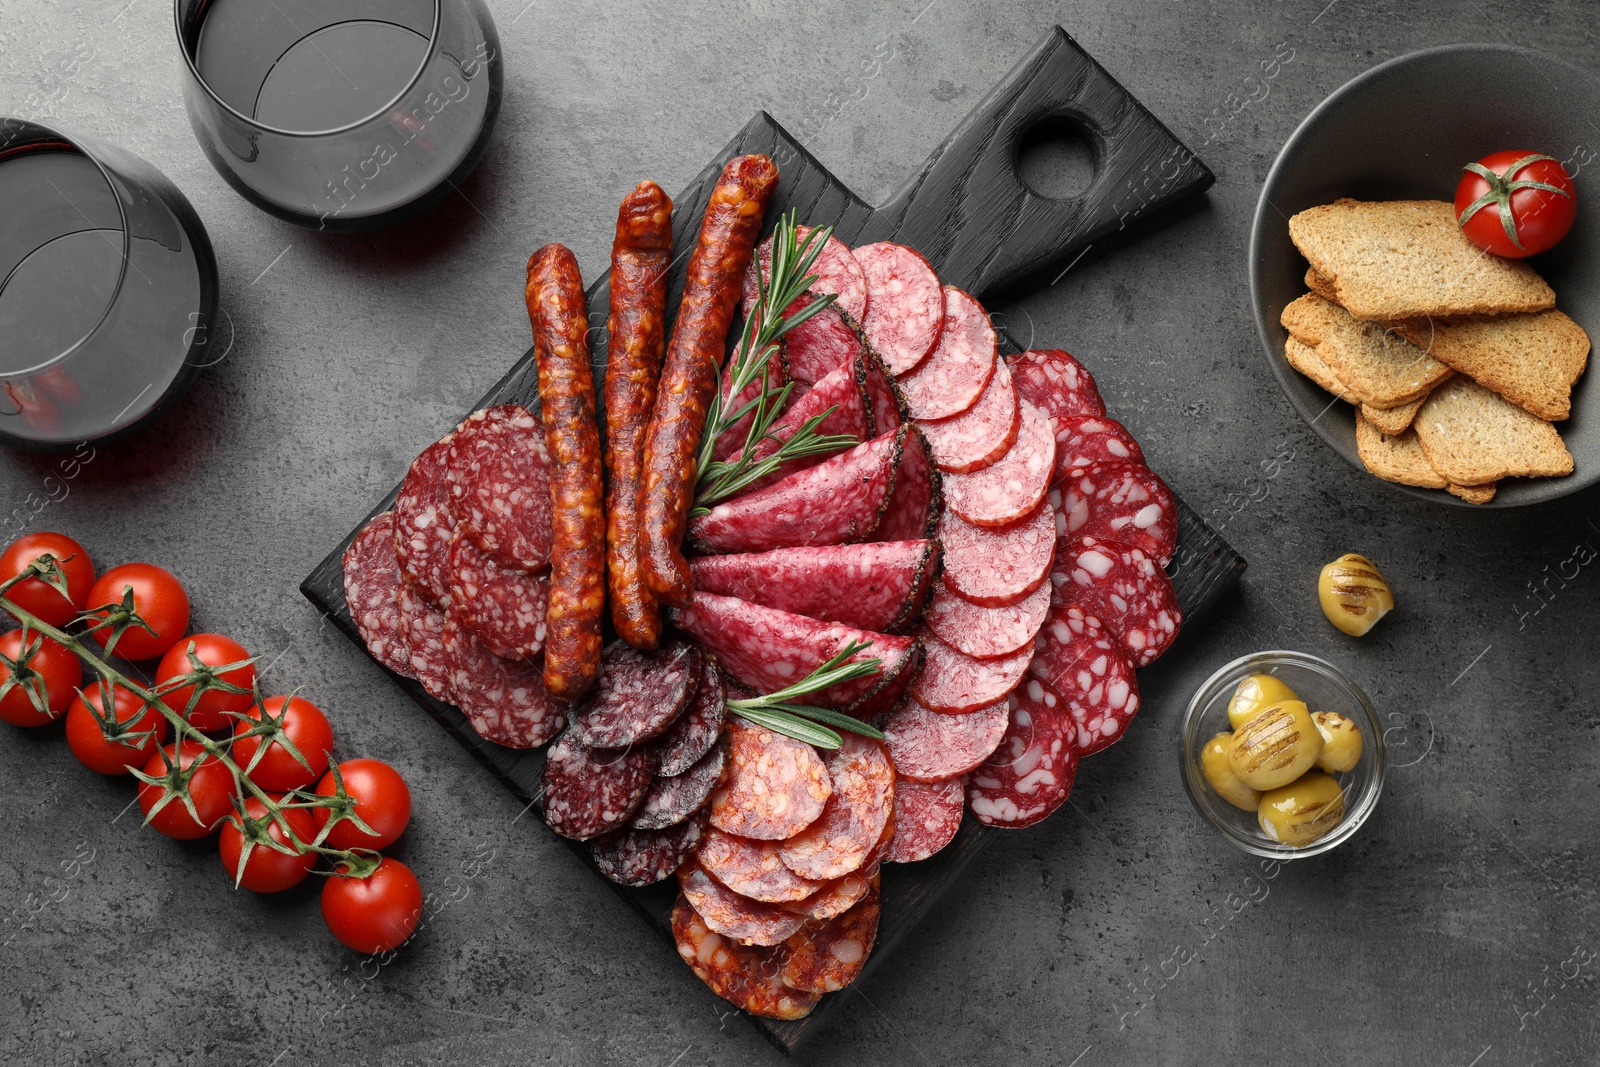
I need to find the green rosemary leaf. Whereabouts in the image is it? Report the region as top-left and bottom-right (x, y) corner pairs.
(768, 703), (887, 740)
(732, 705), (844, 749)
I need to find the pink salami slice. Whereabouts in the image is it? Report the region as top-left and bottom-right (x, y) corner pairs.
(896, 287), (996, 420)
(396, 580), (452, 701)
(698, 827), (823, 903)
(778, 736), (895, 881)
(855, 242), (944, 374)
(441, 620), (565, 749)
(924, 579), (1051, 659)
(343, 512), (411, 677)
(445, 530), (548, 661)
(631, 744), (727, 830)
(783, 297), (863, 386)
(939, 502), (1055, 608)
(649, 657), (726, 777)
(856, 346), (906, 436)
(725, 365), (868, 494)
(443, 405), (553, 573)
(1028, 604), (1140, 756)
(882, 696), (1007, 782)
(679, 859), (809, 946)
(942, 400), (1054, 527)
(540, 728), (653, 841)
(711, 345), (790, 463)
(911, 633), (1032, 714)
(1051, 535), (1181, 667)
(967, 689), (1079, 829)
(1053, 460), (1178, 567)
(920, 358), (1020, 474)
(689, 541), (938, 633)
(672, 894), (820, 1020)
(1007, 349), (1106, 420)
(394, 432), (459, 607)
(742, 226), (869, 324)
(845, 639), (923, 724)
(709, 718), (832, 840)
(572, 640), (700, 748)
(884, 778), (964, 863)
(689, 428), (902, 554)
(592, 816), (704, 888)
(779, 878), (882, 993)
(1051, 414), (1144, 474)
(875, 425), (939, 542)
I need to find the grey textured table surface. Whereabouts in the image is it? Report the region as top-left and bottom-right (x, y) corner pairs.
(2, 2), (1597, 1065)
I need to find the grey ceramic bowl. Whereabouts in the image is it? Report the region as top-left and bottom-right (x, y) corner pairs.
(1249, 44), (1600, 508)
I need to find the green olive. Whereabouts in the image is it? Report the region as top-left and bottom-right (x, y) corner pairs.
(1258, 771), (1345, 847)
(1227, 700), (1323, 790)
(1226, 673), (1300, 730)
(1312, 711), (1364, 773)
(1201, 732), (1262, 811)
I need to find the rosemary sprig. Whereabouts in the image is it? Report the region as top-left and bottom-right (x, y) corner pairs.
(726, 640), (888, 749)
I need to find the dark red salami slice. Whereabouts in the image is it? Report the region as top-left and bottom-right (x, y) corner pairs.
(884, 778), (964, 863)
(875, 424), (939, 542)
(920, 357), (1020, 474)
(1007, 349), (1106, 420)
(592, 816), (704, 887)
(911, 633), (1032, 714)
(1051, 535), (1181, 667)
(779, 878), (881, 993)
(688, 428), (902, 554)
(882, 696), (1008, 782)
(724, 365), (868, 494)
(540, 728), (653, 841)
(689, 540), (938, 633)
(708, 717), (832, 840)
(572, 640), (700, 748)
(650, 656), (726, 777)
(1028, 604), (1141, 755)
(855, 346), (906, 436)
(778, 735), (895, 881)
(343, 512), (412, 677)
(679, 859), (809, 946)
(924, 578), (1050, 659)
(698, 827), (823, 903)
(967, 688), (1079, 829)
(844, 638), (923, 724)
(396, 580), (452, 701)
(394, 432), (459, 607)
(711, 345), (791, 463)
(1051, 414), (1145, 474)
(1053, 460), (1177, 567)
(939, 502), (1055, 608)
(781, 296), (865, 387)
(673, 893), (821, 1020)
(855, 242), (944, 375)
(630, 744), (727, 830)
(443, 405), (554, 573)
(742, 226), (869, 324)
(942, 400), (1055, 528)
(896, 287), (996, 420)
(441, 619), (565, 748)
(445, 529), (548, 661)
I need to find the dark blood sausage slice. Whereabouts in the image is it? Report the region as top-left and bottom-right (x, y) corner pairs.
(343, 512), (412, 677)
(571, 639), (700, 748)
(444, 405), (554, 574)
(884, 778), (965, 864)
(640, 154), (779, 609)
(1051, 535), (1182, 667)
(679, 859), (809, 946)
(650, 655), (726, 777)
(911, 633), (1032, 714)
(689, 541), (939, 634)
(445, 530), (549, 661)
(924, 579), (1051, 659)
(1007, 348), (1106, 420)
(1029, 603), (1141, 756)
(896, 287), (997, 420)
(1051, 414), (1145, 475)
(688, 428), (904, 555)
(855, 242), (945, 375)
(592, 816), (703, 887)
(778, 736), (895, 881)
(708, 717), (832, 840)
(875, 425), (940, 542)
(394, 431), (460, 608)
(781, 296), (864, 387)
(540, 727), (653, 841)
(441, 620), (566, 749)
(779, 877), (882, 993)
(526, 245), (607, 701)
(673, 893), (821, 1020)
(856, 346), (906, 436)
(725, 364), (868, 494)
(742, 225), (868, 324)
(942, 400), (1056, 528)
(920, 357), (1020, 474)
(396, 580), (452, 702)
(631, 744), (726, 831)
(967, 688), (1080, 829)
(882, 696), (1008, 782)
(698, 827), (823, 903)
(939, 502), (1055, 608)
(604, 180), (674, 650)
(1053, 460), (1178, 568)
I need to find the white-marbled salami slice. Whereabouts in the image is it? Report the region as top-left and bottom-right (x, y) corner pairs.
(592, 816), (704, 888)
(444, 405), (554, 573)
(742, 226), (869, 324)
(724, 364), (869, 495)
(630, 744), (727, 831)
(697, 827), (823, 903)
(856, 345), (906, 436)
(896, 287), (996, 420)
(441, 619), (565, 749)
(572, 640), (700, 748)
(942, 400), (1055, 528)
(1028, 604), (1141, 756)
(910, 633), (1032, 714)
(874, 424), (940, 542)
(882, 696), (1008, 782)
(1050, 535), (1182, 667)
(396, 579), (452, 701)
(884, 778), (964, 863)
(1050, 414), (1145, 475)
(855, 242), (944, 375)
(782, 296), (862, 386)
(967, 688), (1079, 829)
(939, 501), (1056, 608)
(649, 657), (726, 777)
(778, 735), (895, 882)
(445, 529), (548, 660)
(394, 431), (459, 607)
(540, 728), (653, 841)
(1007, 349), (1106, 420)
(343, 512), (412, 677)
(919, 357), (1020, 474)
(708, 717), (832, 840)
(1053, 460), (1178, 567)
(923, 578), (1051, 659)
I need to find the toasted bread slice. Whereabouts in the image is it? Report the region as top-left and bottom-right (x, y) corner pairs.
(1413, 377), (1573, 484)
(1390, 309), (1589, 421)
(1361, 391), (1431, 435)
(1282, 293), (1452, 406)
(1305, 268), (1339, 303)
(1355, 415), (1448, 488)
(1447, 482), (1497, 504)
(1289, 199), (1556, 320)
(1285, 336), (1361, 402)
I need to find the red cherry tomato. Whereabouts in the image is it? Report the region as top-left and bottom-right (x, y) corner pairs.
(137, 740), (238, 840)
(232, 695), (334, 791)
(321, 857), (424, 954)
(65, 681), (170, 775)
(155, 633), (255, 732)
(0, 629), (82, 726)
(1455, 150), (1577, 258)
(85, 563), (190, 661)
(314, 758), (412, 851)
(0, 532), (95, 627)
(218, 794), (317, 893)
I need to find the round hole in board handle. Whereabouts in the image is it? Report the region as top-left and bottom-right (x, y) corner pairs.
(1015, 116), (1098, 201)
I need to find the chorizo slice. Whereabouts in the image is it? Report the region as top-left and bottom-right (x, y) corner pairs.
(708, 717), (832, 840)
(778, 876), (882, 993)
(777, 735), (895, 882)
(672, 892), (820, 1020)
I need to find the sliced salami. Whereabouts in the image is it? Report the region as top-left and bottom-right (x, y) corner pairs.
(396, 580), (452, 701)
(884, 778), (965, 864)
(672, 893), (820, 1020)
(911, 633), (1032, 714)
(743, 226), (869, 323)
(1051, 414), (1145, 474)
(920, 357), (1020, 474)
(1053, 460), (1178, 567)
(778, 735), (895, 881)
(724, 365), (868, 494)
(592, 816), (704, 888)
(712, 345), (790, 463)
(856, 346), (906, 436)
(572, 640), (700, 748)
(441, 620), (565, 749)
(689, 541), (938, 633)
(679, 859), (808, 946)
(698, 827), (823, 903)
(630, 744), (727, 831)
(779, 878), (882, 993)
(845, 638), (923, 724)
(1028, 604), (1141, 756)
(445, 529), (548, 661)
(342, 512), (412, 677)
(942, 400), (1055, 528)
(855, 242), (944, 374)
(924, 579), (1051, 659)
(540, 728), (653, 841)
(782, 867), (877, 922)
(394, 432), (459, 607)
(939, 502), (1055, 608)
(650, 656), (727, 777)
(782, 297), (862, 386)
(896, 287), (996, 420)
(874, 424), (940, 542)
(1051, 535), (1182, 667)
(708, 717), (832, 840)
(1007, 349), (1106, 420)
(967, 688), (1079, 829)
(443, 405), (554, 573)
(882, 696), (1008, 782)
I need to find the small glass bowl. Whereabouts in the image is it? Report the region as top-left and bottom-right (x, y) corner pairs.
(1179, 650), (1384, 859)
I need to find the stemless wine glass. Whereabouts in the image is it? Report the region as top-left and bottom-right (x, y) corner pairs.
(174, 0), (503, 232)
(0, 118), (220, 452)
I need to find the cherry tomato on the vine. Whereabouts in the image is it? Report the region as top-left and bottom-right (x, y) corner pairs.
(0, 629), (83, 727)
(85, 563), (190, 661)
(232, 695), (333, 791)
(136, 740), (237, 840)
(218, 794), (317, 893)
(321, 857), (424, 954)
(65, 681), (169, 775)
(155, 633), (255, 732)
(314, 758), (411, 851)
(1455, 150), (1577, 258)
(0, 532), (95, 627)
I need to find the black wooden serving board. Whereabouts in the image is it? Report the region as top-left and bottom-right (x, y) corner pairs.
(302, 26), (1244, 1054)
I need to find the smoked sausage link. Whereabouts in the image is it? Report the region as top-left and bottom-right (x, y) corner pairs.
(605, 181), (674, 649)
(525, 244), (606, 701)
(640, 154), (779, 608)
